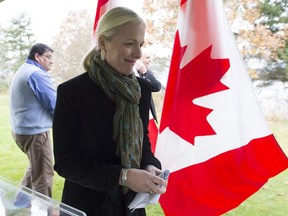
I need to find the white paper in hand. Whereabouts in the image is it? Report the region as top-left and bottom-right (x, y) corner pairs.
(128, 170), (169, 212)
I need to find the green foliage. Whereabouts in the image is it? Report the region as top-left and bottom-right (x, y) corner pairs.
(0, 12), (36, 73)
(0, 12), (36, 92)
(278, 40), (288, 65)
(259, 0), (288, 79)
(259, 62), (288, 81)
(260, 0), (288, 33)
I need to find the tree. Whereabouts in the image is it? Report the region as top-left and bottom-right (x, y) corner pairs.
(259, 0), (288, 78)
(50, 10), (94, 84)
(142, 0), (180, 49)
(0, 24), (6, 69)
(0, 12), (35, 92)
(224, 0), (287, 80)
(0, 12), (35, 72)
(260, 0), (288, 33)
(49, 1), (287, 84)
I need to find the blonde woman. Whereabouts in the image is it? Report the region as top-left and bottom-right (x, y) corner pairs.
(53, 7), (167, 216)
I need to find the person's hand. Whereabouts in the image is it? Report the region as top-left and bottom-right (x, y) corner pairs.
(135, 60), (147, 74)
(145, 165), (162, 176)
(125, 168), (167, 194)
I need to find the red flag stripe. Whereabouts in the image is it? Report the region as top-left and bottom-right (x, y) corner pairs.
(160, 135), (288, 216)
(148, 118), (158, 154)
(93, 0), (109, 32)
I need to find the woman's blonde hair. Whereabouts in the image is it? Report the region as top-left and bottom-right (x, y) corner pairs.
(83, 7), (145, 71)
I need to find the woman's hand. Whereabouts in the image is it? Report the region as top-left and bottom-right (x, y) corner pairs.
(145, 165), (162, 176)
(125, 168), (167, 194)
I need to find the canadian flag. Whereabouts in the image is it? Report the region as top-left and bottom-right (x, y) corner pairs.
(155, 0), (288, 215)
(93, 0), (118, 34)
(93, 0), (144, 35)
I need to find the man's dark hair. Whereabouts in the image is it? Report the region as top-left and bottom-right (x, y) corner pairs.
(27, 43), (54, 60)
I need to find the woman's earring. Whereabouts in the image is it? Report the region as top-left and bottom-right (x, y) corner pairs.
(100, 49), (105, 61)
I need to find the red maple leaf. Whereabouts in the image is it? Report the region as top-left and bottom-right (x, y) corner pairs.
(159, 31), (230, 145)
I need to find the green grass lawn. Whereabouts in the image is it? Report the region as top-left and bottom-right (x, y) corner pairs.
(1, 93), (288, 215)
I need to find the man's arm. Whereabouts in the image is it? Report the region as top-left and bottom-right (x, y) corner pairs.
(145, 70), (162, 92)
(28, 71), (56, 116)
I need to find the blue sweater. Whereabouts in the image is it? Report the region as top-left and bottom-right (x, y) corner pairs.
(9, 59), (56, 135)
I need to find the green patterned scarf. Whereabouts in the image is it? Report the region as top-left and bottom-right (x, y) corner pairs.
(88, 54), (143, 169)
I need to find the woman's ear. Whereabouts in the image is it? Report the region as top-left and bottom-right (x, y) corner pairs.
(98, 36), (106, 50)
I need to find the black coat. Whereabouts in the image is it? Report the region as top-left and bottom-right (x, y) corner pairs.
(137, 69), (161, 123)
(53, 72), (161, 216)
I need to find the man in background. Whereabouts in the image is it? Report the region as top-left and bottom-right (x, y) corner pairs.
(9, 43), (56, 199)
(135, 48), (162, 123)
